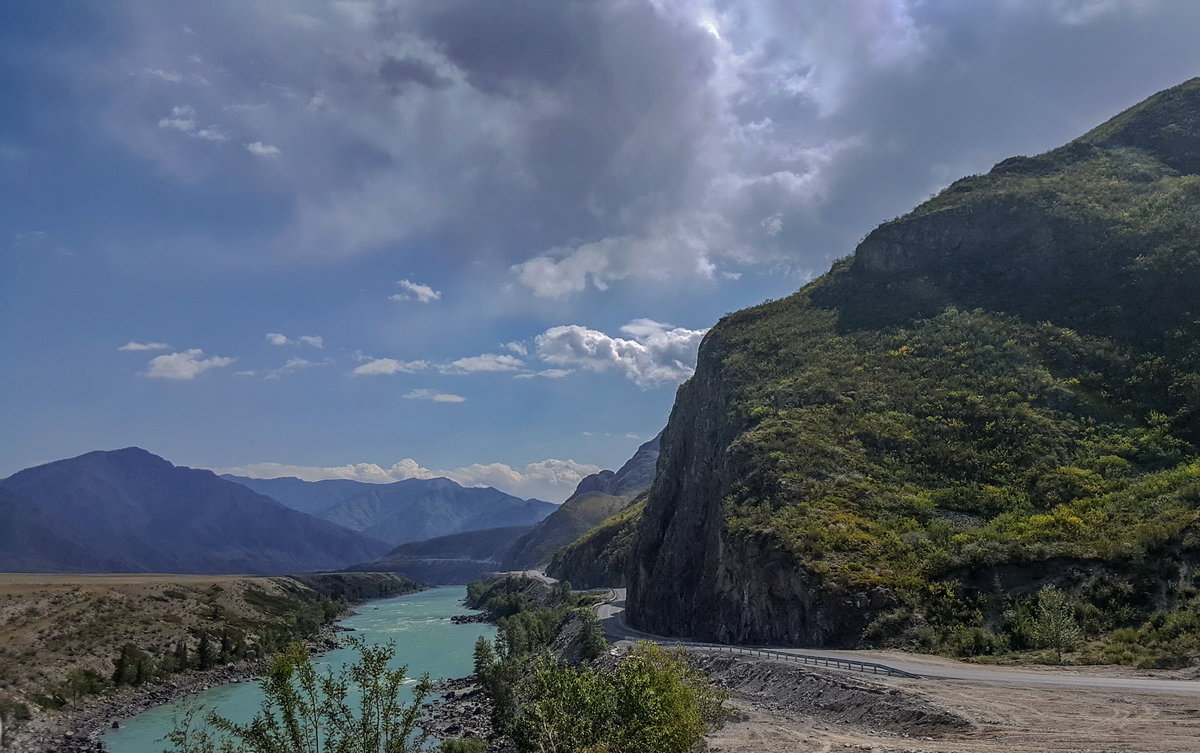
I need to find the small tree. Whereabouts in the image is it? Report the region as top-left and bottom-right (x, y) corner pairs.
(63, 669), (108, 707)
(174, 639), (190, 671)
(472, 637), (496, 682)
(1031, 585), (1083, 662)
(196, 633), (214, 671)
(167, 637), (433, 753)
(0, 696), (32, 746)
(577, 611), (608, 662)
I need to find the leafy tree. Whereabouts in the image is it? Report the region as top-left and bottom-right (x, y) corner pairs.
(167, 637), (433, 753)
(577, 610), (609, 662)
(174, 639), (191, 671)
(63, 668), (108, 707)
(509, 655), (610, 753)
(438, 739), (485, 753)
(506, 642), (728, 753)
(1032, 585), (1084, 662)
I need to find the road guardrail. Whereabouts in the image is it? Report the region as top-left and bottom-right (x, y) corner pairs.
(673, 641), (920, 679)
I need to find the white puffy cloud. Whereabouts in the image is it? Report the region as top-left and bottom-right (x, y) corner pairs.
(351, 358), (429, 376)
(118, 341), (170, 351)
(143, 349), (235, 380)
(213, 456), (600, 501)
(246, 141), (281, 157)
(391, 279), (442, 303)
(404, 388), (466, 403)
(266, 332), (323, 348)
(535, 318), (707, 388)
(447, 353), (523, 373)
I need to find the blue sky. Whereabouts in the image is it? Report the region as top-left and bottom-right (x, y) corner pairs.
(4, 1), (1200, 501)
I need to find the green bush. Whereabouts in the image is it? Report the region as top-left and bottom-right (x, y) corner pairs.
(509, 643), (728, 753)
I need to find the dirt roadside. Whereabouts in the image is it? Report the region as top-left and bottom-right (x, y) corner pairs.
(701, 652), (1200, 753)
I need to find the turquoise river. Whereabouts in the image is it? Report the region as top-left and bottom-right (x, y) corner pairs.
(103, 586), (494, 753)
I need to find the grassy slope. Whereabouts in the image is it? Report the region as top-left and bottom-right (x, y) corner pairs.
(0, 573), (419, 704)
(685, 79), (1200, 665)
(547, 498), (645, 588)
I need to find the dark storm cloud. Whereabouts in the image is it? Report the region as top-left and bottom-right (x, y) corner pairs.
(77, 0), (1200, 295)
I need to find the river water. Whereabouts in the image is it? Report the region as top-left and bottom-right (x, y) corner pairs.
(103, 587), (493, 753)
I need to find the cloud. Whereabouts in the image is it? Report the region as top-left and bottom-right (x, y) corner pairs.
(351, 358), (429, 376)
(266, 332), (323, 348)
(118, 341), (170, 351)
(535, 318), (707, 388)
(213, 456), (601, 501)
(391, 279), (441, 303)
(144, 68), (184, 83)
(1046, 0), (1156, 25)
(246, 141), (282, 157)
(157, 105), (228, 141)
(143, 349), (235, 380)
(404, 388), (466, 403)
(448, 353), (523, 373)
(379, 55), (452, 90)
(514, 368), (573, 379)
(263, 357), (330, 380)
(64, 1), (1200, 303)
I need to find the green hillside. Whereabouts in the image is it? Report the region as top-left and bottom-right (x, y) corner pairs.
(627, 78), (1200, 667)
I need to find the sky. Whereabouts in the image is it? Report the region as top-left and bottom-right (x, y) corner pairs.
(3, 0), (1200, 501)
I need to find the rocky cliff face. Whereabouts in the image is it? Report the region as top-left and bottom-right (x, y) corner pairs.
(626, 79), (1200, 652)
(625, 339), (742, 639)
(626, 339), (882, 646)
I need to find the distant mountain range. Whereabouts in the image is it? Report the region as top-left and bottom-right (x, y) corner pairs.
(502, 433), (660, 570)
(0, 448), (389, 574)
(350, 525), (533, 585)
(0, 447), (564, 575)
(354, 433), (661, 582)
(223, 474), (556, 545)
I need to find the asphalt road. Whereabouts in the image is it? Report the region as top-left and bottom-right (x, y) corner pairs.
(597, 588), (1200, 696)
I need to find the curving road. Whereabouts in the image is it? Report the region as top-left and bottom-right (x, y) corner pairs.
(596, 587), (1200, 696)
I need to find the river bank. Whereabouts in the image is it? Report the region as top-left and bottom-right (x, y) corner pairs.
(7, 620), (348, 753)
(1, 572), (423, 753)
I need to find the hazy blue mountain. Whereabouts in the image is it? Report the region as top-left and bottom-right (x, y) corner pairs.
(502, 433), (661, 570)
(352, 525), (533, 585)
(224, 474), (557, 546)
(571, 433), (661, 498)
(0, 448), (390, 574)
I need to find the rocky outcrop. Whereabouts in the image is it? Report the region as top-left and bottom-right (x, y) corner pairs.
(625, 334), (744, 641)
(626, 339), (878, 646)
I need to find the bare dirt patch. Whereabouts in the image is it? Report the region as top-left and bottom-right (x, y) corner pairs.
(701, 654), (1200, 753)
